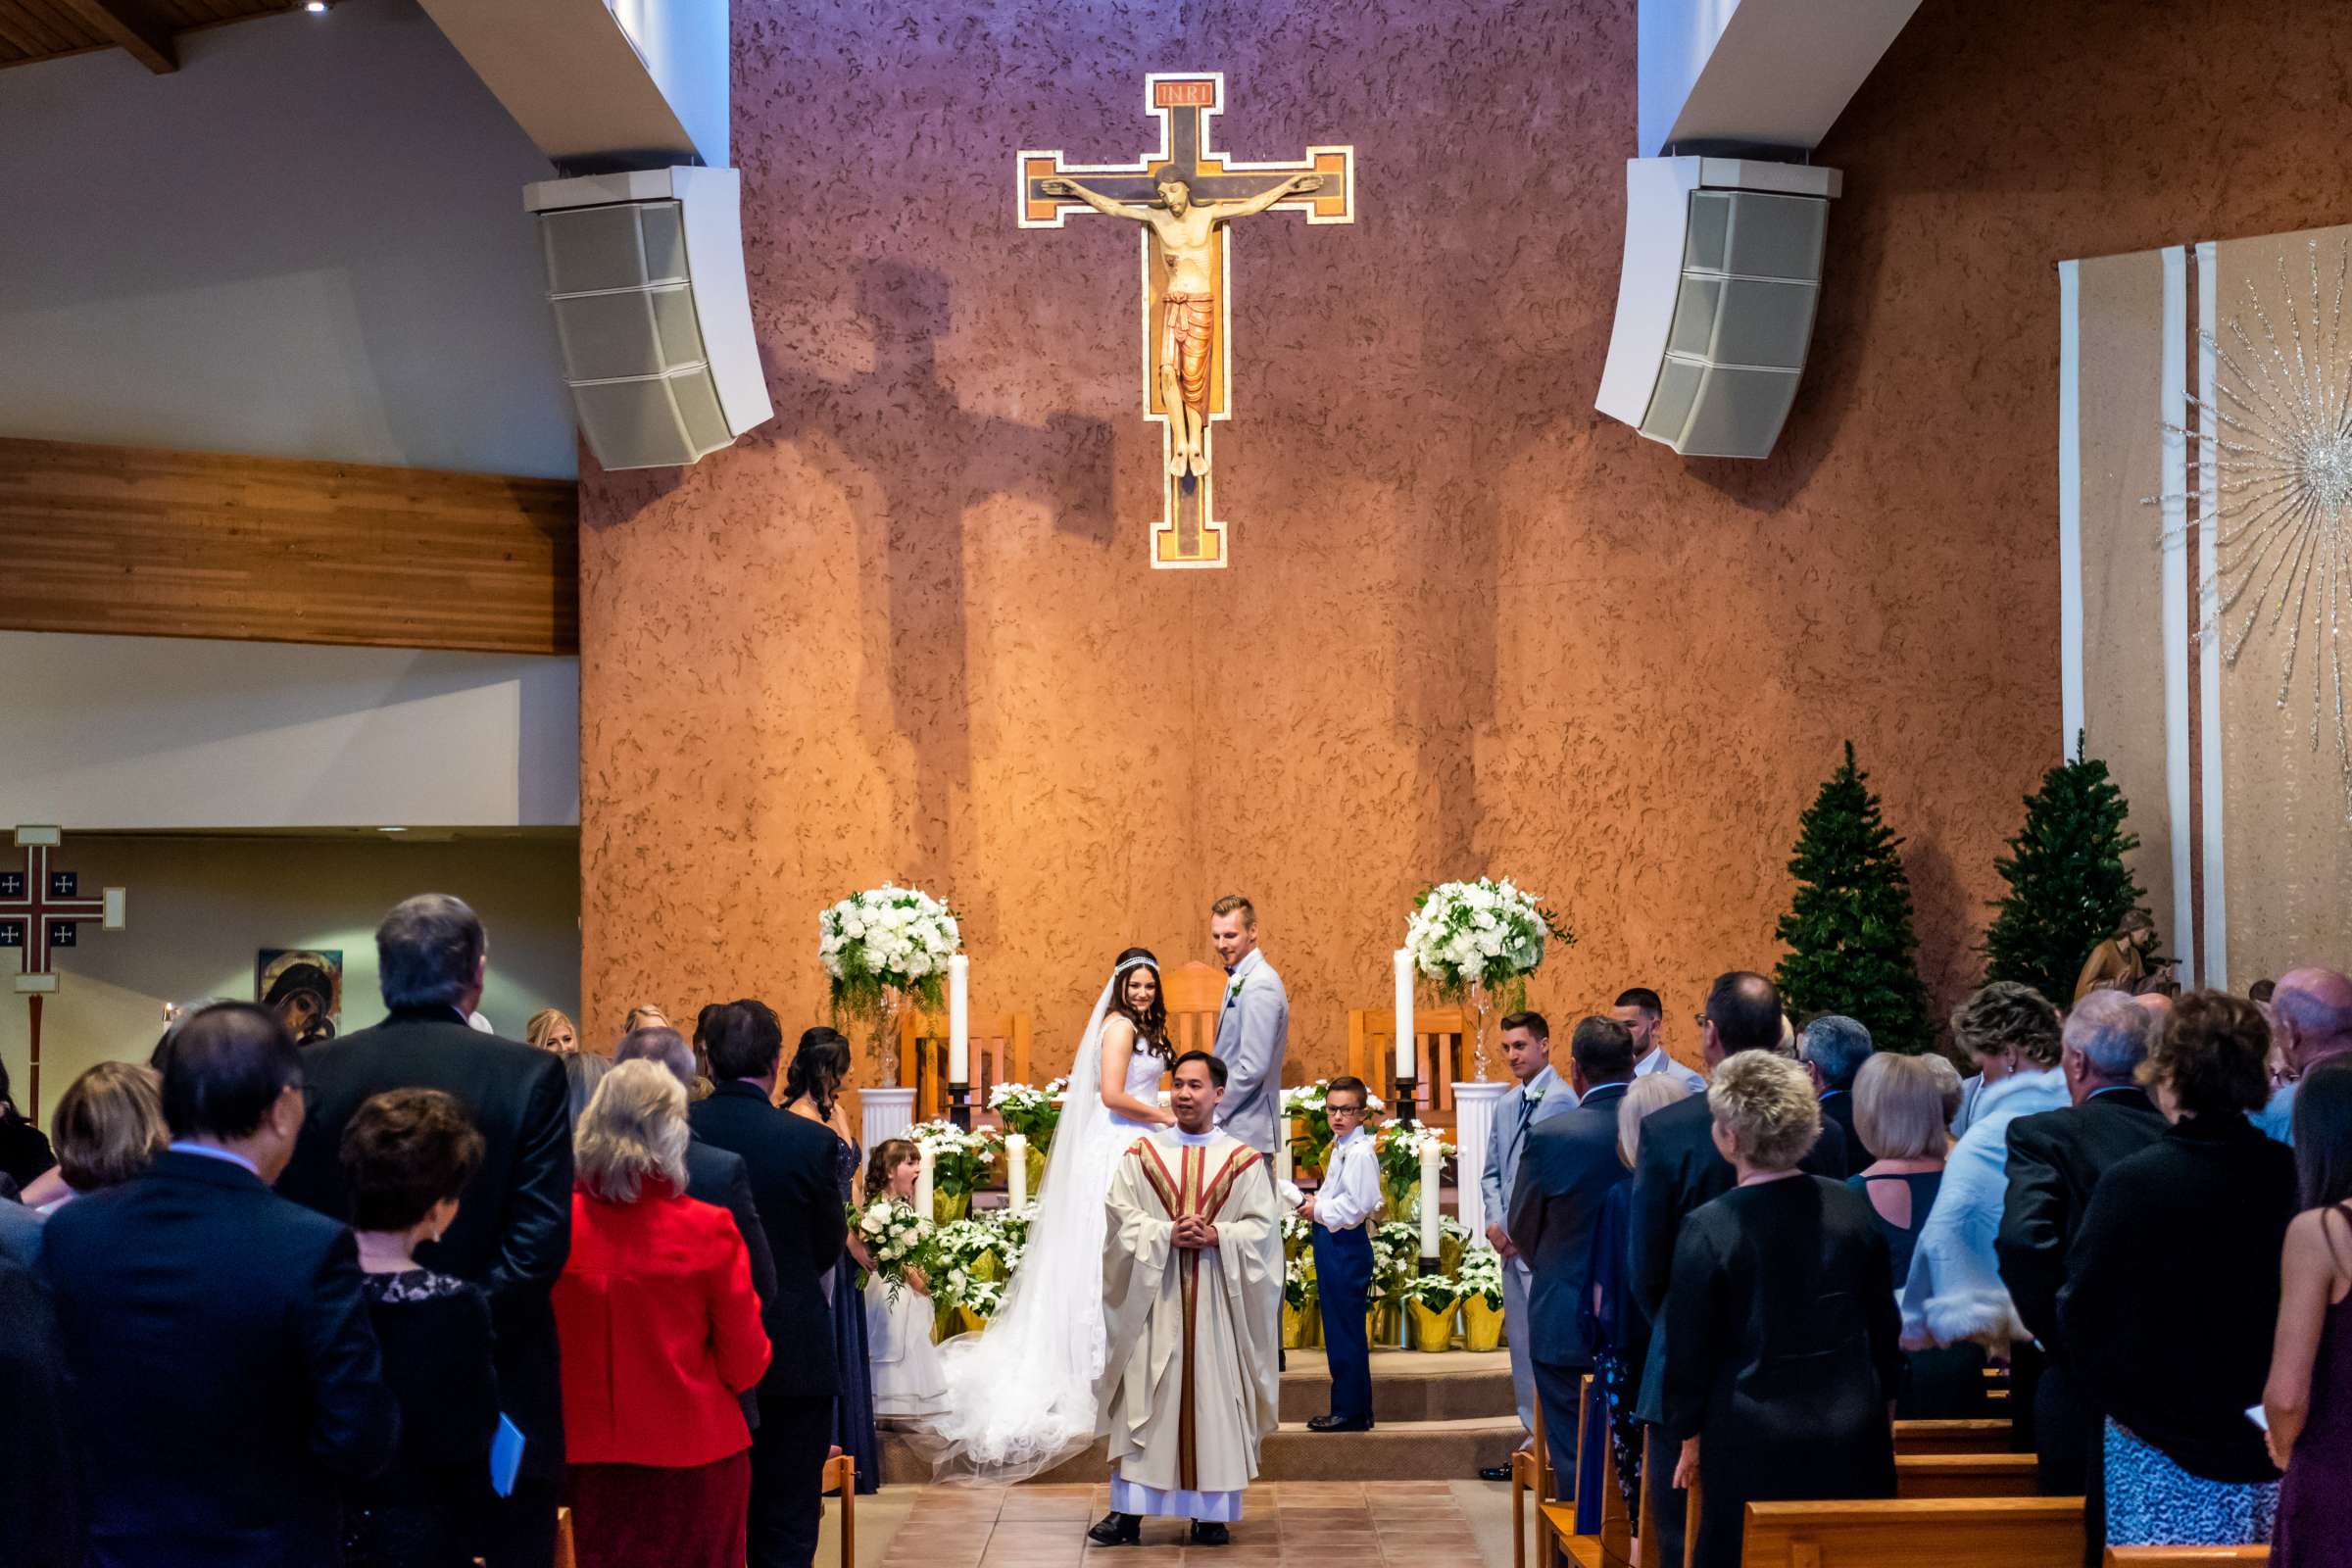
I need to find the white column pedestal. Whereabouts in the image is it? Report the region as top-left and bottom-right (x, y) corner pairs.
(860, 1086), (916, 1150)
(1451, 1079), (1508, 1243)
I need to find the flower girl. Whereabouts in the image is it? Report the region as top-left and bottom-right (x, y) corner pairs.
(856, 1139), (950, 1421)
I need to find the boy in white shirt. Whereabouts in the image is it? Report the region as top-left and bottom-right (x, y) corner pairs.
(1299, 1076), (1383, 1432)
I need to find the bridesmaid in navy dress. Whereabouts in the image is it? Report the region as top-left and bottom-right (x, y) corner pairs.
(783, 1028), (880, 1495)
(2269, 1060), (2352, 1567)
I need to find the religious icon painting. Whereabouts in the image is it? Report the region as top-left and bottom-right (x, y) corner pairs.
(258, 948), (344, 1047)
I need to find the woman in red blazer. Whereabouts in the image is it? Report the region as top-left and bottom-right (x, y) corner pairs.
(556, 1059), (771, 1568)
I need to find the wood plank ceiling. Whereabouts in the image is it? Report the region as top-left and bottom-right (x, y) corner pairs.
(0, 0), (305, 74)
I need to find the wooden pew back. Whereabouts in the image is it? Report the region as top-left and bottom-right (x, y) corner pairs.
(1740, 1496), (2082, 1568)
(1893, 1452), (2039, 1498)
(2103, 1552), (2270, 1566)
(1891, 1419), (2011, 1456)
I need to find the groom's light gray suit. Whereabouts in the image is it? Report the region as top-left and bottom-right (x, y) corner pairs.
(1211, 949), (1288, 1154)
(1481, 1064), (1577, 1439)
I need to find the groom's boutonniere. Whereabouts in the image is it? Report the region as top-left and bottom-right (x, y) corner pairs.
(1226, 977), (1247, 1003)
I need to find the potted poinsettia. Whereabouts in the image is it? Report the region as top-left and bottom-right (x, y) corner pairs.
(1455, 1244), (1506, 1351)
(1404, 1271), (1463, 1353)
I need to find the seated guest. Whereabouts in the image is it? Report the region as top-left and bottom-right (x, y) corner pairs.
(2257, 968), (2352, 1145)
(857, 1139), (949, 1422)
(1800, 1015), (1876, 1177)
(2064, 992), (2298, 1549)
(1585, 1072), (1686, 1540)
(1615, 986), (1706, 1093)
(524, 1009), (578, 1053)
(2269, 1060), (2352, 1566)
(340, 1089), (500, 1568)
(0, 1057), (56, 1193)
(43, 1004), (397, 1567)
(1849, 1054), (1984, 1417)
(1995, 990), (2166, 1507)
(39, 1061), (168, 1214)
(1663, 1051), (1900, 1568)
(558, 1060), (770, 1568)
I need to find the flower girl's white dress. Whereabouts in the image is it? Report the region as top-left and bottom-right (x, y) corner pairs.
(864, 1274), (949, 1420)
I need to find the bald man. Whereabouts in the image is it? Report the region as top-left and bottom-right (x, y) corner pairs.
(2255, 968), (2352, 1146)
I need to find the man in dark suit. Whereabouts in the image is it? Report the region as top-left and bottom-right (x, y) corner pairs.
(1800, 1014), (1875, 1177)
(276, 894), (572, 1568)
(1996, 990), (2165, 1520)
(1, 1251), (77, 1568)
(44, 1004), (398, 1568)
(1627, 971), (1846, 1568)
(1509, 1015), (1637, 1532)
(688, 999), (850, 1568)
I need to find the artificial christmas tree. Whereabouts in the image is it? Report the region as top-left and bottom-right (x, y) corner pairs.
(1775, 741), (1934, 1054)
(1984, 734), (2148, 1005)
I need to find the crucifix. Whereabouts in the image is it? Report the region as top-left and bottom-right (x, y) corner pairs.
(2, 826), (127, 1121)
(1018, 74), (1356, 568)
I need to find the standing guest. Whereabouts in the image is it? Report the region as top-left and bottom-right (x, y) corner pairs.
(1586, 1073), (1687, 1540)
(624, 1004), (671, 1034)
(558, 1061), (769, 1568)
(1301, 1075), (1382, 1432)
(1477, 1010), (1578, 1479)
(0, 1176), (42, 1266)
(340, 1089), (500, 1568)
(2064, 992), (2298, 1548)
(1664, 1051), (1901, 1568)
(0, 1057), (56, 1193)
(780, 1026), (878, 1494)
(1848, 1054), (1984, 1418)
(0, 1249), (76, 1568)
(39, 1060), (168, 1212)
(277, 894), (574, 1568)
(562, 1052), (613, 1130)
(1615, 987), (1706, 1094)
(2269, 1061), (2352, 1566)
(1510, 1016), (1638, 1531)
(1996, 990), (2167, 1512)
(1950, 1020), (2021, 1142)
(689, 1000), (851, 1568)
(858, 1139), (949, 1421)
(2251, 979), (2279, 1005)
(1627, 972), (1848, 1568)
(2256, 969), (2352, 1145)
(524, 1009), (578, 1053)
(1800, 1015), (1875, 1177)
(43, 1004), (398, 1566)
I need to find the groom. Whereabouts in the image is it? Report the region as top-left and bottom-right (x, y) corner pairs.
(1091, 1052), (1282, 1548)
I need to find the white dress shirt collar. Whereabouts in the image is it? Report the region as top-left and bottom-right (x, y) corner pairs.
(167, 1140), (261, 1177)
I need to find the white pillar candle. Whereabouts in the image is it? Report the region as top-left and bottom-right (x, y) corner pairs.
(915, 1142), (936, 1219)
(1393, 949), (1416, 1083)
(1006, 1132), (1029, 1211)
(1419, 1136), (1443, 1259)
(947, 954), (970, 1083)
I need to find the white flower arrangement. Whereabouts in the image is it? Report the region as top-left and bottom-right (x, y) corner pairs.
(1402, 877), (1573, 1003)
(1455, 1242), (1505, 1307)
(818, 882), (961, 1017)
(1283, 1080), (1388, 1117)
(987, 1079), (1066, 1144)
(907, 1119), (1000, 1196)
(1373, 1121), (1458, 1190)
(848, 1196), (933, 1299)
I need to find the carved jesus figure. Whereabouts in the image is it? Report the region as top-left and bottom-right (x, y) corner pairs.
(1041, 169), (1323, 477)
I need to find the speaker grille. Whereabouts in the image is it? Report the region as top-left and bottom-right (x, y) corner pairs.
(1641, 188), (1828, 457)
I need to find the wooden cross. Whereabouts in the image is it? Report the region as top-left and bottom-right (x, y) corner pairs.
(2, 826), (127, 1120)
(1018, 74), (1355, 569)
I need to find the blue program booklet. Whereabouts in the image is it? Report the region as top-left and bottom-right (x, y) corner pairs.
(490, 1415), (525, 1498)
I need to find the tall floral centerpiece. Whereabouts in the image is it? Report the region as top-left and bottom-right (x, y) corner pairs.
(1403, 877), (1574, 1080)
(818, 883), (960, 1082)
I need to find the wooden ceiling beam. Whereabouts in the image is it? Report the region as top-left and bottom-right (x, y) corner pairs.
(50, 0), (177, 72)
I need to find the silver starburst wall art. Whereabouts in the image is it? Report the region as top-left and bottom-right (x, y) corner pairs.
(2151, 235), (2352, 823)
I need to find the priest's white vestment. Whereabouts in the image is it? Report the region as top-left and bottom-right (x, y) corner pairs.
(1096, 1126), (1282, 1521)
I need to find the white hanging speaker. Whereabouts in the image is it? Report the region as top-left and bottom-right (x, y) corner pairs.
(525, 166), (774, 469)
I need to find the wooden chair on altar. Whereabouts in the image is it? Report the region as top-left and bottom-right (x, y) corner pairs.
(1346, 1006), (1471, 1124)
(900, 1007), (1032, 1122)
(1159, 959), (1231, 1056)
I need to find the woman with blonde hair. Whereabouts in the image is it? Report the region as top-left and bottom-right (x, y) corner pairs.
(555, 1060), (769, 1568)
(40, 1061), (168, 1213)
(1664, 1052), (1900, 1568)
(1850, 1054), (1984, 1417)
(524, 1009), (577, 1054)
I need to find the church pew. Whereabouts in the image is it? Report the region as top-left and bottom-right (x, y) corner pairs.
(1892, 1451), (2039, 1497)
(1892, 1418), (2010, 1455)
(2104, 1551), (2269, 1566)
(1739, 1495), (2083, 1568)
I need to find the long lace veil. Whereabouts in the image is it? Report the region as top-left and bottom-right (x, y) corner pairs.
(908, 963), (1129, 1483)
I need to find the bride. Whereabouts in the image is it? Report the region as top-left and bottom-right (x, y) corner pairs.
(913, 946), (1177, 1481)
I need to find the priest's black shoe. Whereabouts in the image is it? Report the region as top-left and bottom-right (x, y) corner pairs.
(1189, 1522), (1231, 1546)
(1477, 1463), (1513, 1482)
(1306, 1413), (1374, 1432)
(1087, 1512), (1142, 1547)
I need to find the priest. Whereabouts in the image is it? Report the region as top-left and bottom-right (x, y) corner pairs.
(1090, 1050), (1282, 1548)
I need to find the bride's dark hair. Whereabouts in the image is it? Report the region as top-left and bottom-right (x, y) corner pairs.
(1109, 947), (1173, 1062)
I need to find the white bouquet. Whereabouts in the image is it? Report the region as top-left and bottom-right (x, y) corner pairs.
(1455, 1242), (1505, 1307)
(1403, 877), (1573, 1003)
(849, 1196), (934, 1300)
(818, 882), (961, 1018)
(988, 1078), (1065, 1145)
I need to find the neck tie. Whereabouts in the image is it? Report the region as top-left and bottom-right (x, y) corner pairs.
(1516, 1089), (1538, 1136)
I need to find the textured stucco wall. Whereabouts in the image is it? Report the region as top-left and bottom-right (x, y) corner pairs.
(580, 0), (2352, 1085)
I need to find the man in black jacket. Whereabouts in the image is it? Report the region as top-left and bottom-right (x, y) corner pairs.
(1799, 1014), (1874, 1177)
(1509, 1015), (1637, 1526)
(45, 1004), (398, 1568)
(1996, 990), (2165, 1512)
(277, 894), (572, 1568)
(1626, 971), (1846, 1568)
(688, 999), (850, 1568)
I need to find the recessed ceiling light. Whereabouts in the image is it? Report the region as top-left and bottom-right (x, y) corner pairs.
(303, 1), (330, 13)
(377, 826), (407, 833)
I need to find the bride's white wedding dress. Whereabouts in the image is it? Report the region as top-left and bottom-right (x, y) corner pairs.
(910, 968), (1165, 1482)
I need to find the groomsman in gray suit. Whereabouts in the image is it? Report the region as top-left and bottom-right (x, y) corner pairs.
(1476, 1010), (1578, 1481)
(1209, 896), (1289, 1154)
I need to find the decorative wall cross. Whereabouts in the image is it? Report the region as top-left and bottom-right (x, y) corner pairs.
(1018, 74), (1355, 569)
(3, 826), (127, 1119)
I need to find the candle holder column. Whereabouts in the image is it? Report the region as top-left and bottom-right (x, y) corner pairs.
(1451, 1079), (1508, 1243)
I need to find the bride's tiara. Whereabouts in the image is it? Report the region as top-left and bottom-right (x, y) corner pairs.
(1111, 955), (1157, 979)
